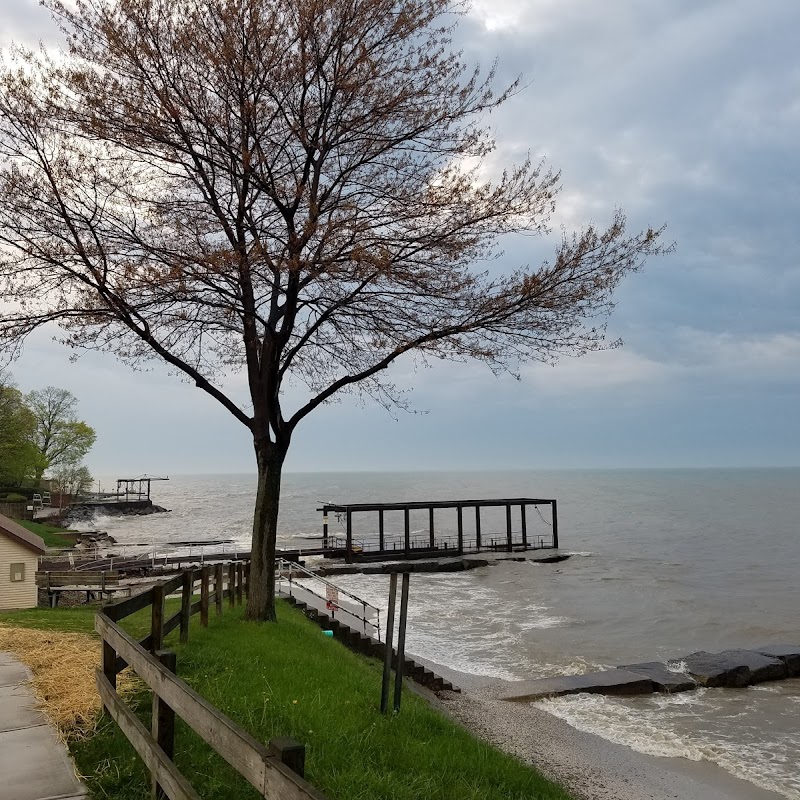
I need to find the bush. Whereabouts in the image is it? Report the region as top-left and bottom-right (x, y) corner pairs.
(1, 493), (27, 502)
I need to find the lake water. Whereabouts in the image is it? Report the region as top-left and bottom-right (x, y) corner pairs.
(83, 468), (800, 798)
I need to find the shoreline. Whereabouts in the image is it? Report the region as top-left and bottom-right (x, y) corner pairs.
(417, 660), (786, 800)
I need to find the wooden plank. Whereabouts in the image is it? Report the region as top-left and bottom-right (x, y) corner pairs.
(96, 669), (200, 800)
(215, 563), (224, 616)
(95, 614), (326, 799)
(153, 650), (177, 800)
(180, 570), (193, 645)
(97, 613), (268, 788)
(162, 574), (185, 596)
(163, 610), (182, 638)
(108, 587), (155, 620)
(200, 568), (209, 627)
(189, 599), (201, 616)
(151, 584), (165, 653)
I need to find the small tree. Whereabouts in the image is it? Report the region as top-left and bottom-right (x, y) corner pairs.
(0, 0), (666, 620)
(24, 387), (96, 484)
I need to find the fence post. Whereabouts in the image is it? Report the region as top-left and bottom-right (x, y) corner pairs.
(200, 566), (210, 627)
(393, 572), (410, 713)
(215, 563), (224, 615)
(180, 569), (193, 645)
(151, 649), (177, 800)
(101, 606), (118, 707)
(228, 563), (236, 609)
(244, 561), (250, 599)
(269, 737), (305, 777)
(380, 573), (398, 714)
(236, 562), (244, 605)
(151, 584), (165, 653)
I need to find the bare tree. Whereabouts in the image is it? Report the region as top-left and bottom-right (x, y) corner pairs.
(0, 0), (666, 620)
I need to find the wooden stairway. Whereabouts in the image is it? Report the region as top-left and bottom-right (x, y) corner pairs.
(286, 596), (460, 693)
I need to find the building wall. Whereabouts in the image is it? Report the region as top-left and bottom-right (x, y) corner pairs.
(0, 535), (39, 610)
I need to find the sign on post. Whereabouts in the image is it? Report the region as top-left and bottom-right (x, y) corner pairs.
(325, 585), (339, 614)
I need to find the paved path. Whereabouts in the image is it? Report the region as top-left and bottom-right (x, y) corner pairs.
(0, 652), (87, 800)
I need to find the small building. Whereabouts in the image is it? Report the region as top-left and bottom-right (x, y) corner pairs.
(0, 514), (46, 610)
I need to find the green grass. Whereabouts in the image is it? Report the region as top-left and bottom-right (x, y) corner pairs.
(67, 600), (572, 800)
(15, 519), (79, 548)
(0, 597), (183, 640)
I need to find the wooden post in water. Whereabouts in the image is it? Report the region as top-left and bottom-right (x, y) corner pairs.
(346, 510), (353, 564)
(200, 566), (210, 627)
(457, 505), (464, 553)
(180, 569), (193, 645)
(380, 573), (398, 714)
(215, 563), (224, 615)
(429, 507), (435, 549)
(521, 504), (528, 548)
(322, 505), (329, 549)
(551, 500), (559, 549)
(150, 584), (165, 653)
(393, 572), (410, 713)
(151, 649), (177, 800)
(404, 508), (410, 554)
(506, 504), (513, 551)
(475, 506), (482, 551)
(378, 509), (385, 552)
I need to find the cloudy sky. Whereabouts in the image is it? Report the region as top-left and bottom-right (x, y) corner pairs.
(1, 0), (798, 474)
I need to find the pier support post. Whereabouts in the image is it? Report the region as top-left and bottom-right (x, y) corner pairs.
(475, 506), (482, 551)
(346, 511), (353, 564)
(457, 506), (463, 554)
(429, 507), (435, 550)
(404, 508), (411, 555)
(521, 504), (528, 548)
(506, 504), (513, 551)
(552, 500), (559, 549)
(379, 509), (385, 553)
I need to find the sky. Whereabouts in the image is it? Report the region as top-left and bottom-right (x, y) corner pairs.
(1, 0), (799, 475)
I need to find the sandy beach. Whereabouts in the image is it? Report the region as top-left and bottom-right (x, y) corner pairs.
(421, 665), (786, 800)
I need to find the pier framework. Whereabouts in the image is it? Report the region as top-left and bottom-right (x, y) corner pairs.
(319, 498), (559, 564)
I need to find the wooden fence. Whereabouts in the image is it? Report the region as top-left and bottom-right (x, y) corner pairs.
(96, 562), (328, 800)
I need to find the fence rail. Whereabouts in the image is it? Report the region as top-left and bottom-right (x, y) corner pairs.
(97, 562), (328, 800)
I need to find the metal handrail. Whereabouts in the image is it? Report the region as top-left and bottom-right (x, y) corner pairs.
(276, 558), (381, 641)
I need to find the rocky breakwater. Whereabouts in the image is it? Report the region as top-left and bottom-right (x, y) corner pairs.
(64, 499), (169, 523)
(502, 645), (800, 702)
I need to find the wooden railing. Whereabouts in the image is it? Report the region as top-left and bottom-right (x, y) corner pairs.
(96, 563), (328, 800)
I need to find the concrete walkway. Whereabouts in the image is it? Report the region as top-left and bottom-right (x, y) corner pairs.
(0, 652), (87, 800)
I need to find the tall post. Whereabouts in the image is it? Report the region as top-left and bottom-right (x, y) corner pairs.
(475, 506), (482, 551)
(521, 504), (528, 548)
(404, 508), (410, 554)
(506, 504), (513, 551)
(150, 584), (165, 653)
(215, 563), (224, 615)
(551, 500), (559, 549)
(180, 569), (193, 645)
(200, 566), (210, 627)
(428, 507), (435, 550)
(378, 509), (385, 552)
(346, 510), (353, 564)
(380, 573), (398, 714)
(393, 572), (410, 713)
(322, 506), (329, 549)
(151, 649), (177, 800)
(457, 505), (464, 553)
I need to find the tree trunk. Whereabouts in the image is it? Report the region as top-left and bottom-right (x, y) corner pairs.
(244, 440), (287, 621)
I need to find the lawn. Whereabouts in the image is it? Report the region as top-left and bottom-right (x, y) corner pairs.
(15, 518), (79, 548)
(1, 599), (573, 800)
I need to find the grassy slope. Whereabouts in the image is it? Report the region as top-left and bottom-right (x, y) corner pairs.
(15, 519), (78, 548)
(1, 601), (572, 800)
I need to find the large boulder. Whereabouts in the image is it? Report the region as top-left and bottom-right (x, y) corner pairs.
(754, 645), (800, 678)
(681, 649), (786, 687)
(618, 661), (697, 693)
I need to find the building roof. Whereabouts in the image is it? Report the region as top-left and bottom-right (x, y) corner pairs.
(0, 514), (46, 554)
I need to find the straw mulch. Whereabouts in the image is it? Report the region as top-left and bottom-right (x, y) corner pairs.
(0, 624), (137, 739)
